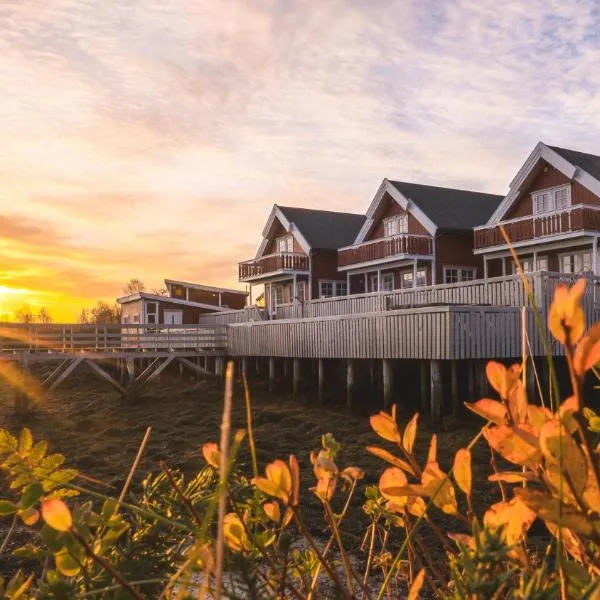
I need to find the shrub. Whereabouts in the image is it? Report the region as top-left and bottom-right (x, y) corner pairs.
(0, 279), (599, 599)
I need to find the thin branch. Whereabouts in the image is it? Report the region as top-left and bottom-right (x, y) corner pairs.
(160, 461), (203, 525)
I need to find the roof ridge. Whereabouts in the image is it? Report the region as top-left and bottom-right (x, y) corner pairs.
(277, 205), (365, 217)
(389, 179), (503, 197)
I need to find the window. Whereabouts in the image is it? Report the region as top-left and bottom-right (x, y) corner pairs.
(274, 285), (285, 305)
(147, 313), (157, 324)
(513, 258), (533, 274)
(532, 185), (571, 214)
(444, 266), (477, 284)
(369, 274), (379, 292)
(319, 280), (347, 298)
(383, 215), (408, 237)
(382, 273), (394, 291)
(560, 250), (592, 274)
(537, 256), (548, 271)
(145, 302), (158, 324)
(295, 281), (305, 303)
(401, 269), (426, 288)
(277, 235), (293, 253)
(122, 315), (130, 324)
(133, 313), (140, 323)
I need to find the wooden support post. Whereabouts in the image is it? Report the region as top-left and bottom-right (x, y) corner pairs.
(46, 357), (84, 395)
(468, 360), (476, 402)
(204, 355), (210, 377)
(145, 356), (175, 383)
(318, 359), (325, 404)
(14, 355), (31, 414)
(178, 360), (184, 380)
(126, 357), (136, 385)
(85, 359), (127, 396)
(283, 358), (289, 378)
(242, 357), (248, 376)
(293, 358), (301, 396)
(382, 359), (393, 409)
(120, 359), (127, 385)
(430, 359), (443, 424)
(478, 359), (488, 398)
(269, 357), (276, 393)
(255, 356), (261, 377)
(178, 357), (214, 379)
(215, 357), (224, 377)
(346, 359), (355, 410)
(420, 361), (429, 412)
(451, 360), (460, 417)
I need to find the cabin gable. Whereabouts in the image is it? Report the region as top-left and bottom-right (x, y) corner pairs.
(263, 218), (306, 255)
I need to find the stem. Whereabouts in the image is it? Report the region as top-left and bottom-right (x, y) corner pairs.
(323, 500), (353, 594)
(242, 372), (259, 480)
(71, 529), (145, 600)
(117, 426), (152, 510)
(0, 515), (17, 555)
(159, 461), (203, 525)
(362, 521), (377, 590)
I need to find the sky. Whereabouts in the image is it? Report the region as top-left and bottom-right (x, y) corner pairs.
(1, 0), (600, 320)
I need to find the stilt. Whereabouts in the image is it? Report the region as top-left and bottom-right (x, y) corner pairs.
(204, 355), (210, 378)
(126, 357), (137, 399)
(120, 359), (127, 385)
(269, 357), (276, 393)
(370, 360), (378, 392)
(242, 357), (248, 376)
(430, 359), (443, 424)
(346, 359), (355, 409)
(283, 358), (289, 378)
(451, 360), (460, 417)
(14, 355), (31, 414)
(215, 357), (224, 377)
(255, 356), (261, 377)
(525, 357), (536, 403)
(318, 359), (326, 404)
(468, 360), (476, 402)
(382, 359), (393, 409)
(420, 361), (429, 412)
(478, 359), (488, 397)
(293, 358), (301, 396)
(179, 360), (184, 380)
(85, 359), (127, 396)
(46, 357), (85, 395)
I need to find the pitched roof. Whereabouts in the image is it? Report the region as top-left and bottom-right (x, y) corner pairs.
(388, 181), (504, 230)
(164, 279), (248, 296)
(116, 292), (229, 311)
(548, 145), (600, 180)
(277, 206), (365, 250)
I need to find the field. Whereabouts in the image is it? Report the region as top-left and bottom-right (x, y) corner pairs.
(0, 364), (506, 573)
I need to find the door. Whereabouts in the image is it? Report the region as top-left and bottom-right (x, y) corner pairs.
(164, 310), (183, 325)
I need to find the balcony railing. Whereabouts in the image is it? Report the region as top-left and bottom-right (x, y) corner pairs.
(239, 252), (309, 281)
(475, 204), (600, 250)
(338, 234), (433, 268)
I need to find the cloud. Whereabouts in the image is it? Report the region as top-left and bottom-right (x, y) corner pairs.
(1, 0), (600, 318)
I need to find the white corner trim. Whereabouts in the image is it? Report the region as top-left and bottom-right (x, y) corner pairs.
(288, 222), (312, 255)
(489, 142), (600, 224)
(354, 179), (438, 243)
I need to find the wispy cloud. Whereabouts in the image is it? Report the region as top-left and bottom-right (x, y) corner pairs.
(1, 0), (599, 318)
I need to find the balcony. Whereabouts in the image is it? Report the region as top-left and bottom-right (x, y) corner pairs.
(239, 252), (309, 282)
(475, 204), (600, 250)
(338, 234), (433, 269)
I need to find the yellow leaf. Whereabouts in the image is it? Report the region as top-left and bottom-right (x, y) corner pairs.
(548, 280), (586, 345)
(453, 448), (471, 496)
(370, 411), (401, 443)
(573, 321), (600, 375)
(201, 442), (220, 468)
(527, 404), (553, 434)
(483, 496), (536, 545)
(263, 501), (280, 523)
(488, 471), (536, 483)
(379, 467), (409, 509)
(506, 379), (528, 424)
(341, 466), (365, 482)
(223, 513), (248, 552)
(402, 413), (418, 454)
(254, 459), (293, 504)
(19, 507), (39, 526)
(465, 399), (507, 424)
(427, 434), (437, 464)
(484, 424), (541, 468)
(408, 568), (425, 600)
(55, 549), (81, 577)
(486, 361), (508, 397)
(41, 498), (72, 532)
(422, 462), (457, 515)
(366, 446), (416, 476)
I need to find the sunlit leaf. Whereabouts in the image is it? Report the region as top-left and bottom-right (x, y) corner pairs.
(41, 498), (72, 532)
(486, 361), (508, 397)
(421, 462), (457, 515)
(0, 500), (18, 516)
(573, 322), (600, 375)
(379, 467), (409, 509)
(465, 399), (507, 425)
(201, 442), (220, 468)
(527, 404), (553, 434)
(548, 280), (586, 345)
(18, 429), (33, 454)
(408, 568), (425, 600)
(403, 413), (418, 454)
(427, 434), (437, 465)
(484, 424), (541, 468)
(254, 459), (292, 504)
(341, 466), (365, 482)
(55, 549), (81, 577)
(370, 411), (401, 443)
(484, 496), (536, 545)
(488, 471), (536, 483)
(558, 396), (580, 434)
(223, 513), (248, 552)
(19, 507), (39, 526)
(366, 446), (416, 476)
(263, 501), (280, 523)
(506, 380), (528, 424)
(453, 448), (471, 496)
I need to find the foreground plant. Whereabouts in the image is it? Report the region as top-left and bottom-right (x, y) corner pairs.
(0, 279), (599, 598)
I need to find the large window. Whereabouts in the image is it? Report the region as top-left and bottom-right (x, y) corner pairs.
(319, 280), (347, 298)
(381, 273), (394, 291)
(560, 250), (592, 274)
(444, 266), (477, 284)
(383, 215), (408, 237)
(274, 285), (285, 305)
(277, 235), (294, 253)
(295, 282), (305, 303)
(532, 185), (571, 215)
(402, 268), (427, 288)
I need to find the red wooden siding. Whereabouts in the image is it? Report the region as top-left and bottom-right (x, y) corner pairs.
(366, 194), (429, 240)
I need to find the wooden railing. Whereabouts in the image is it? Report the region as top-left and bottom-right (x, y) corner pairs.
(474, 204), (600, 249)
(239, 253), (309, 281)
(198, 306), (266, 326)
(274, 272), (600, 321)
(0, 324), (227, 355)
(338, 234), (433, 268)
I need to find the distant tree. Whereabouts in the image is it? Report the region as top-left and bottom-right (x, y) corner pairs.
(123, 278), (145, 296)
(37, 307), (53, 324)
(14, 305), (34, 323)
(78, 308), (91, 324)
(152, 287), (169, 296)
(90, 301), (121, 324)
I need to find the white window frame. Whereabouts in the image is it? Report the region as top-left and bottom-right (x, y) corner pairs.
(277, 235), (294, 253)
(383, 214), (408, 238)
(133, 313), (140, 324)
(558, 249), (592, 274)
(145, 301), (158, 325)
(295, 281), (305, 303)
(531, 184), (571, 215)
(369, 274), (379, 293)
(319, 280), (346, 298)
(443, 266), (477, 284)
(537, 256), (549, 271)
(122, 315), (130, 324)
(381, 273), (394, 291)
(274, 285), (285, 305)
(336, 281), (348, 297)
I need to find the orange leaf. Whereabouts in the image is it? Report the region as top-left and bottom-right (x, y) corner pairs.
(254, 459), (292, 504)
(486, 361), (508, 396)
(370, 411), (401, 443)
(488, 471), (536, 483)
(408, 568), (425, 600)
(20, 507), (39, 526)
(484, 496), (536, 545)
(366, 446), (416, 476)
(263, 501), (281, 523)
(41, 498), (72, 532)
(427, 434), (437, 464)
(223, 513), (248, 552)
(484, 424), (541, 468)
(548, 280), (586, 345)
(453, 448), (471, 496)
(201, 442), (220, 468)
(379, 467), (408, 508)
(341, 466), (365, 482)
(465, 399), (507, 424)
(527, 404), (553, 434)
(402, 413), (418, 454)
(422, 462), (457, 515)
(573, 321), (600, 375)
(506, 380), (528, 424)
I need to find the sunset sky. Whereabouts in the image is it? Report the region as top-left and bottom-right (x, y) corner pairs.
(1, 0), (600, 320)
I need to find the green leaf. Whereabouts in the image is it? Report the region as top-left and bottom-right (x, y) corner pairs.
(0, 430), (18, 453)
(41, 524), (66, 552)
(6, 570), (33, 598)
(0, 500), (18, 516)
(55, 549), (81, 577)
(29, 440), (48, 463)
(20, 483), (44, 510)
(101, 498), (117, 520)
(18, 429), (33, 454)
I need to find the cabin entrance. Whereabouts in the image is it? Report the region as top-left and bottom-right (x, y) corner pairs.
(164, 310), (183, 325)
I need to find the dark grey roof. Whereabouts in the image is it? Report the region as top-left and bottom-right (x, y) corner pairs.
(549, 145), (600, 180)
(277, 206), (365, 250)
(388, 181), (503, 230)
